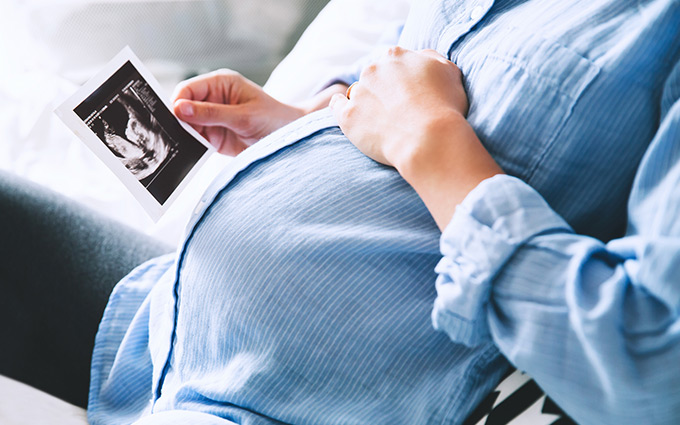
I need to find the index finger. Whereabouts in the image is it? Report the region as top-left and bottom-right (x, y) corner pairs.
(171, 75), (209, 104)
(419, 49), (452, 64)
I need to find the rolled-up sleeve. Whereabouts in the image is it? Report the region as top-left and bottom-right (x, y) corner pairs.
(433, 60), (680, 424)
(432, 175), (572, 346)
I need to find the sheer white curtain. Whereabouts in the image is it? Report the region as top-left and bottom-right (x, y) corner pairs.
(7, 0), (329, 85)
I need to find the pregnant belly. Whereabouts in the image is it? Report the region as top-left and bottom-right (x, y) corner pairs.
(168, 127), (498, 424)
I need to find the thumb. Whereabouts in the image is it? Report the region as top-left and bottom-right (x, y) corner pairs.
(173, 99), (245, 129)
(329, 93), (349, 128)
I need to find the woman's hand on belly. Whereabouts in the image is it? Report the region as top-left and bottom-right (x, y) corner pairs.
(330, 47), (503, 230)
(172, 69), (347, 156)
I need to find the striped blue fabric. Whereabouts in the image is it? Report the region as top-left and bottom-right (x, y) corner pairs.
(433, 21), (680, 425)
(434, 93), (680, 424)
(88, 1), (680, 424)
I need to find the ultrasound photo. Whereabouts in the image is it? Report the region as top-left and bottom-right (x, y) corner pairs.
(74, 60), (207, 205)
(57, 48), (213, 219)
(82, 76), (179, 184)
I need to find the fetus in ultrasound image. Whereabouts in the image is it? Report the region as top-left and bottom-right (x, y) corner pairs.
(74, 61), (207, 205)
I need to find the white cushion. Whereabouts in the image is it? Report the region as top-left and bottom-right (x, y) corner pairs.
(0, 375), (87, 425)
(264, 0), (411, 103)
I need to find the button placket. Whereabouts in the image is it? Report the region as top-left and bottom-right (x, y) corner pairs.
(436, 0), (495, 55)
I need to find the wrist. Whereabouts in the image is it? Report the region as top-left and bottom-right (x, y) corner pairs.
(396, 111), (471, 182)
(294, 83), (349, 116)
(396, 112), (503, 230)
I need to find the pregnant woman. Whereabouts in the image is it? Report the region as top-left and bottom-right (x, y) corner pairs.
(1, 1), (678, 424)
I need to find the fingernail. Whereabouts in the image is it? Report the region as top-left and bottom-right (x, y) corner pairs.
(180, 102), (194, 117)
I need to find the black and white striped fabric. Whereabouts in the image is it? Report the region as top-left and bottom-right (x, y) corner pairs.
(464, 370), (577, 425)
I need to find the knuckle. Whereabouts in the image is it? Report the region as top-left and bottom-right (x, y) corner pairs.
(173, 81), (192, 99)
(360, 63), (378, 80)
(387, 45), (405, 56)
(419, 48), (452, 66)
(422, 48), (440, 57)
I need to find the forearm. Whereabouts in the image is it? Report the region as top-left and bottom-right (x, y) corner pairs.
(395, 112), (503, 231)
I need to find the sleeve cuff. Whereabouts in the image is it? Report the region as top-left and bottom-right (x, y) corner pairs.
(432, 174), (572, 346)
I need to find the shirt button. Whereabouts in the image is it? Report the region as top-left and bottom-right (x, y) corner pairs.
(470, 5), (484, 20)
(193, 198), (208, 216)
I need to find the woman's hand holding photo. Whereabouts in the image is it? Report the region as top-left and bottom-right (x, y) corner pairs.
(173, 70), (346, 156)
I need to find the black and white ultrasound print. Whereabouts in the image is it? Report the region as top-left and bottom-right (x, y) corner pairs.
(73, 60), (206, 205)
(56, 47), (214, 220)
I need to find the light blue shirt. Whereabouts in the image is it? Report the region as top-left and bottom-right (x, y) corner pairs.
(433, 57), (680, 423)
(87, 1), (680, 424)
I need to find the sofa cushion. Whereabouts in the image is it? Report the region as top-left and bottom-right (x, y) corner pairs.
(0, 375), (87, 425)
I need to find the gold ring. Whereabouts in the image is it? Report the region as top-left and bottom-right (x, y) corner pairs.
(346, 82), (358, 99)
